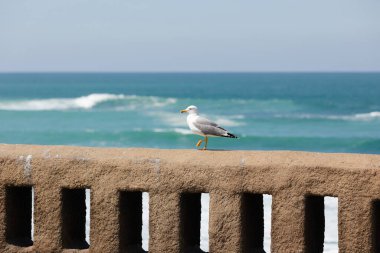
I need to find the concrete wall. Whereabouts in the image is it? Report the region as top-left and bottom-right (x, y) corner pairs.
(0, 144), (380, 253)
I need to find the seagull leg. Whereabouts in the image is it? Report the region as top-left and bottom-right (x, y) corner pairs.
(196, 139), (203, 148)
(202, 136), (208, 150)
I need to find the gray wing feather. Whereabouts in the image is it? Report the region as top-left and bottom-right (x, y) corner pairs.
(195, 116), (218, 127)
(193, 117), (227, 136)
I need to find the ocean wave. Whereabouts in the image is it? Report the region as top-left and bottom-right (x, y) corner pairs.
(152, 111), (244, 128)
(153, 128), (193, 135)
(351, 111), (380, 120)
(214, 118), (243, 127)
(0, 93), (125, 111)
(0, 93), (177, 111)
(151, 112), (188, 127)
(275, 112), (380, 121)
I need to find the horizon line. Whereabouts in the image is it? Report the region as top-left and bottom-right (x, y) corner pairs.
(0, 70), (380, 74)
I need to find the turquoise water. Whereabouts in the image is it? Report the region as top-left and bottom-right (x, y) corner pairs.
(0, 73), (379, 153)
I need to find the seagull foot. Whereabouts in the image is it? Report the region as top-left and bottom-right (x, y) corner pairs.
(196, 140), (203, 147)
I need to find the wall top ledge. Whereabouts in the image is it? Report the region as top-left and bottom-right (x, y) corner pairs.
(0, 143), (379, 172)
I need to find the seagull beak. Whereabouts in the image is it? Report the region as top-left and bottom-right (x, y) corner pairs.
(180, 109), (188, 113)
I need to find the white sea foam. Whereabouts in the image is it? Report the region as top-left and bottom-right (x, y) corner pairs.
(155, 111), (243, 129)
(118, 96), (177, 110)
(152, 112), (188, 127)
(0, 93), (177, 111)
(153, 128), (192, 135)
(214, 118), (243, 127)
(173, 128), (193, 135)
(229, 114), (245, 120)
(152, 128), (165, 133)
(319, 111), (380, 121)
(0, 93), (125, 111)
(275, 111), (380, 122)
(351, 111), (380, 120)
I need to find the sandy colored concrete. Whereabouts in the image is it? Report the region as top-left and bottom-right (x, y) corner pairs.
(0, 144), (380, 253)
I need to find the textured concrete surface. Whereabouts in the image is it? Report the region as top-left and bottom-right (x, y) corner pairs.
(0, 144), (380, 253)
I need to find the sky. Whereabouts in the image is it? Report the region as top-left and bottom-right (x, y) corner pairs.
(0, 0), (379, 72)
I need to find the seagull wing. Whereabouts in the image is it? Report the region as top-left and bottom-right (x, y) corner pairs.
(195, 116), (219, 127)
(193, 116), (229, 137)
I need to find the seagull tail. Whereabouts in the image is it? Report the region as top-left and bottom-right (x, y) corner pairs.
(224, 132), (238, 138)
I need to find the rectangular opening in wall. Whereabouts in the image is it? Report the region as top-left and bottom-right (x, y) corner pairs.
(5, 186), (33, 247)
(372, 200), (380, 253)
(241, 193), (272, 253)
(324, 197), (338, 252)
(263, 194), (272, 253)
(305, 195), (324, 253)
(200, 193), (209, 252)
(85, 188), (90, 246)
(142, 192), (149, 252)
(119, 191), (149, 252)
(180, 192), (208, 253)
(305, 195), (338, 253)
(61, 188), (90, 249)
(31, 187), (34, 242)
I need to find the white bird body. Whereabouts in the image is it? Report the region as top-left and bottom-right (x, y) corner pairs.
(187, 114), (205, 136)
(181, 105), (237, 150)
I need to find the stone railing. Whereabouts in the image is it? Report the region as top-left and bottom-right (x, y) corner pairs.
(0, 144), (380, 253)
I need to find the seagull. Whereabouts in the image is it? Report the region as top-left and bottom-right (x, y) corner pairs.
(180, 105), (237, 150)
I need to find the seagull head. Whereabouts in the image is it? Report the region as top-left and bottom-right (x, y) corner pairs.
(180, 105), (199, 114)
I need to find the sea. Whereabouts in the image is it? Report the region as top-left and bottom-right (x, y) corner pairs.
(1, 73), (379, 252)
